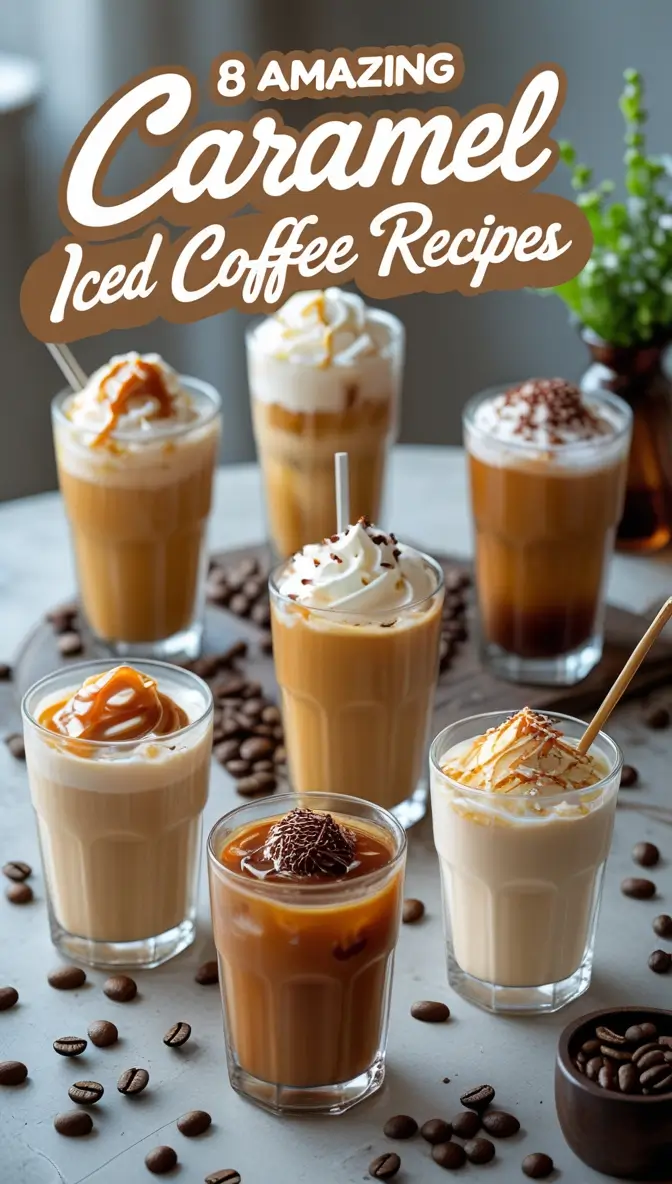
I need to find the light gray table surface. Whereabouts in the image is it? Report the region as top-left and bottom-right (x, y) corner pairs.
(1, 444), (672, 1184)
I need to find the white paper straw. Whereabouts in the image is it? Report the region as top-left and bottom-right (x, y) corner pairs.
(45, 343), (89, 392)
(334, 452), (350, 535)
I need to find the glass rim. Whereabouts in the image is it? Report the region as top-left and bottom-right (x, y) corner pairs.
(429, 708), (623, 802)
(207, 790), (407, 897)
(51, 374), (222, 444)
(268, 550), (445, 618)
(21, 657), (213, 749)
(462, 384), (632, 457)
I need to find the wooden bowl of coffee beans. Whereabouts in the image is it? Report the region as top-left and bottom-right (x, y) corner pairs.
(556, 1007), (672, 1179)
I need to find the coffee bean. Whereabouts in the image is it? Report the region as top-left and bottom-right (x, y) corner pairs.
(640, 1063), (672, 1088)
(585, 1056), (604, 1080)
(177, 1109), (211, 1136)
(145, 1146), (177, 1174)
(633, 1042), (661, 1063)
(68, 1080), (104, 1105)
(164, 1022), (192, 1047)
(229, 594), (250, 617)
(251, 602), (271, 627)
(622, 877), (656, 899)
(649, 950), (672, 974)
(0, 987), (18, 1010)
(88, 1020), (118, 1047)
(460, 1083), (495, 1111)
(5, 734), (25, 760)
(402, 898), (425, 924)
(48, 604), (77, 632)
(600, 1045), (631, 1062)
(205, 1173), (242, 1184)
(618, 1063), (639, 1093)
(654, 914), (672, 938)
(421, 1118), (452, 1144)
(195, 960), (218, 985)
(214, 675), (246, 700)
(117, 1067), (149, 1095)
(53, 1037), (87, 1057)
(383, 1114), (417, 1139)
(522, 1153), (554, 1179)
(252, 760), (274, 773)
(598, 1063), (617, 1090)
(54, 1110), (92, 1137)
(260, 631), (273, 654)
(214, 740), (241, 764)
(633, 841), (660, 868)
(239, 736), (274, 761)
(261, 704), (281, 724)
(432, 1141), (467, 1169)
(369, 1153), (401, 1180)
(2, 860), (31, 882)
(580, 1039), (602, 1056)
(242, 680), (262, 699)
(410, 999), (450, 1023)
(659, 1036), (672, 1049)
(451, 1110), (481, 1138)
(464, 1137), (495, 1164)
(620, 764), (639, 787)
(242, 579), (262, 601)
(646, 706), (670, 730)
(104, 974), (137, 1002)
(653, 1072), (672, 1091)
(236, 773), (277, 797)
(625, 1022), (658, 1043)
(0, 662), (11, 680)
(596, 1025), (628, 1047)
(0, 1060), (27, 1084)
(482, 1110), (520, 1137)
(225, 759), (251, 778)
(240, 697), (265, 720)
(48, 966), (86, 990)
(58, 631), (83, 657)
(637, 1049), (666, 1071)
(6, 881), (32, 904)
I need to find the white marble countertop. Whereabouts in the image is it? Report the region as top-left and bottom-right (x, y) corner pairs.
(2, 445), (672, 1184)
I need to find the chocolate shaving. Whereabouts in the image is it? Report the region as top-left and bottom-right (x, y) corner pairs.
(330, 553), (343, 563)
(330, 534), (340, 543)
(288, 593), (298, 601)
(313, 558), (320, 567)
(300, 578), (313, 585)
(380, 562), (393, 569)
(257, 807), (356, 878)
(393, 548), (401, 560)
(503, 377), (602, 441)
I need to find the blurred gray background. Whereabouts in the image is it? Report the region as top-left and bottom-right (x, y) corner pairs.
(0, 0), (670, 499)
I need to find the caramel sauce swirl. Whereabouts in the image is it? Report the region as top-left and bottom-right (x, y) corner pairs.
(93, 360), (176, 447)
(39, 665), (188, 743)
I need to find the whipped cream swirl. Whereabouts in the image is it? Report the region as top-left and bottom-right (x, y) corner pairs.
(473, 378), (615, 448)
(64, 353), (197, 438)
(277, 518), (438, 614)
(251, 288), (393, 368)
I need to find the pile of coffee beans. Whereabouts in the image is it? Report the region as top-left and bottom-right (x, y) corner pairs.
(573, 1020), (672, 1093)
(205, 555), (272, 648)
(438, 568), (470, 674)
(46, 600), (84, 658)
(3, 858), (32, 903)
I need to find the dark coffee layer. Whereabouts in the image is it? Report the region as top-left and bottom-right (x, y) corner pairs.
(483, 603), (597, 658)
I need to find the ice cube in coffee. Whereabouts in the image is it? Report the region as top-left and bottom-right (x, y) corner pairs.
(464, 378), (632, 684)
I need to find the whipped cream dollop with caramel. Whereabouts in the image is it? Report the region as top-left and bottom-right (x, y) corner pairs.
(39, 665), (188, 742)
(442, 708), (607, 797)
(277, 518), (438, 613)
(64, 353), (197, 446)
(252, 288), (393, 369)
(473, 378), (616, 448)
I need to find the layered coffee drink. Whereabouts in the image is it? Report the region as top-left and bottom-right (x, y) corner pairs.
(247, 289), (403, 557)
(270, 519), (444, 825)
(52, 353), (221, 658)
(464, 378), (631, 684)
(208, 794), (406, 1113)
(22, 660), (213, 967)
(430, 708), (622, 1013)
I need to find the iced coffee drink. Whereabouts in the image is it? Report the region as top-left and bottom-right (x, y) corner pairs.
(464, 378), (631, 685)
(430, 708), (622, 1014)
(247, 289), (403, 557)
(22, 660), (213, 968)
(52, 353), (221, 659)
(270, 519), (444, 825)
(208, 793), (406, 1113)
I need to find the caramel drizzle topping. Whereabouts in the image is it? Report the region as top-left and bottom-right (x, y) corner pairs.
(39, 665), (187, 743)
(91, 360), (176, 447)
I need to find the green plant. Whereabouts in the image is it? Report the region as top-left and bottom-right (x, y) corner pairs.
(549, 69), (672, 346)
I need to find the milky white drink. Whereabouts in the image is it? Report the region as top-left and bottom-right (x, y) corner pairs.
(52, 353), (221, 657)
(430, 708), (622, 1012)
(247, 289), (403, 557)
(22, 660), (213, 968)
(270, 519), (444, 824)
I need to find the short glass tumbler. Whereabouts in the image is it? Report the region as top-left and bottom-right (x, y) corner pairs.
(22, 659), (213, 969)
(207, 792), (406, 1114)
(429, 711), (622, 1014)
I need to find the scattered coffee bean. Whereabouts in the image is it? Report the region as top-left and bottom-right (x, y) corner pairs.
(145, 1146), (177, 1174)
(410, 999), (450, 1023)
(0, 987), (18, 1010)
(118, 1067), (149, 1095)
(646, 706), (670, 730)
(596, 1025), (628, 1046)
(620, 764), (639, 787)
(47, 604), (78, 633)
(6, 881), (32, 904)
(260, 631), (273, 654)
(383, 1114), (418, 1139)
(177, 1109), (212, 1137)
(649, 950), (672, 974)
(621, 877), (656, 899)
(464, 1137), (495, 1165)
(4, 734), (25, 760)
(164, 1021), (192, 1047)
(0, 1060), (27, 1085)
(618, 1063), (639, 1093)
(653, 914), (672, 939)
(88, 1019), (118, 1047)
(103, 974), (137, 1002)
(195, 960), (218, 985)
(460, 1083), (495, 1112)
(236, 772), (277, 796)
(432, 1141), (467, 1169)
(205, 1173), (241, 1184)
(625, 1022), (658, 1043)
(48, 966), (86, 990)
(68, 1080), (104, 1105)
(54, 1110), (93, 1137)
(421, 1118), (452, 1144)
(451, 1110), (481, 1138)
(58, 631), (83, 657)
(482, 1111), (520, 1137)
(522, 1153), (554, 1179)
(402, 898), (425, 924)
(53, 1037), (87, 1057)
(633, 841), (660, 868)
(369, 1153), (401, 1180)
(0, 662), (11, 680)
(2, 860), (31, 882)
